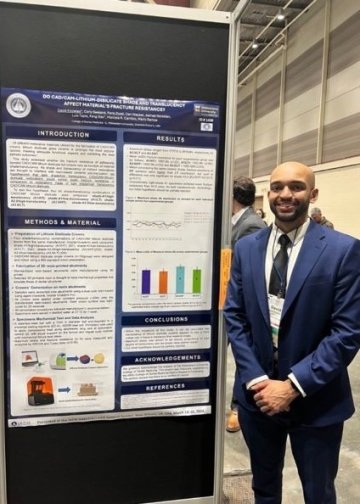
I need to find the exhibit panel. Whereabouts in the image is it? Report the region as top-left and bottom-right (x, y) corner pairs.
(2, 88), (221, 427)
(0, 1), (233, 503)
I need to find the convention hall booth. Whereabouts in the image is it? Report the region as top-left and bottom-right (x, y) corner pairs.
(0, 0), (242, 503)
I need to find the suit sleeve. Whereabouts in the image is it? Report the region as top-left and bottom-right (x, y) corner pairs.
(290, 238), (360, 395)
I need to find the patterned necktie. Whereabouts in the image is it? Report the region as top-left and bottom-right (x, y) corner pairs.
(269, 234), (290, 298)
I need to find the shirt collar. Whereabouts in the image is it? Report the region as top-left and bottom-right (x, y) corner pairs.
(232, 206), (250, 226)
(271, 217), (310, 245)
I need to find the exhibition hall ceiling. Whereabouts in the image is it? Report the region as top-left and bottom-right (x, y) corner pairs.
(223, 0), (320, 82)
(130, 0), (320, 83)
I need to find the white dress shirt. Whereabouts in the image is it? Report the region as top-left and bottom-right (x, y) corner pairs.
(246, 218), (311, 396)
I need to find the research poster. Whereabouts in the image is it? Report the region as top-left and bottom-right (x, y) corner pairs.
(0, 88), (221, 427)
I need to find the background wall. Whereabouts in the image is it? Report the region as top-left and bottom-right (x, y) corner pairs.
(233, 0), (360, 239)
(235, 0), (360, 174)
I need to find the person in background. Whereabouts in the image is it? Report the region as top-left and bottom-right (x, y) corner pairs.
(226, 176), (266, 433)
(256, 208), (267, 225)
(224, 161), (360, 503)
(310, 207), (334, 229)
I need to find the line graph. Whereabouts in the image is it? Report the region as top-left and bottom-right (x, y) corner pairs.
(131, 219), (182, 230)
(125, 211), (183, 239)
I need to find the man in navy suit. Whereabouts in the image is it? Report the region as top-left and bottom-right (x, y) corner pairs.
(224, 161), (360, 504)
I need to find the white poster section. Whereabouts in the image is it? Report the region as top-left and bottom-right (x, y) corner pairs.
(2, 88), (220, 428)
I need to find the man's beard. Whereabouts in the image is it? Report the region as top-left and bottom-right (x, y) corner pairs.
(270, 199), (310, 223)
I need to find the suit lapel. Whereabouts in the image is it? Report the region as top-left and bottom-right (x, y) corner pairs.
(251, 227), (271, 324)
(282, 221), (327, 318)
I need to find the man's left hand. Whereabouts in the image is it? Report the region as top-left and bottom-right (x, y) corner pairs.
(251, 379), (299, 416)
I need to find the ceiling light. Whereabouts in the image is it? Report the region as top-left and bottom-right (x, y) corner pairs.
(276, 9), (286, 21)
(251, 40), (259, 49)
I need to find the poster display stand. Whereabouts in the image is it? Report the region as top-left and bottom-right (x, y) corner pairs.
(0, 1), (237, 503)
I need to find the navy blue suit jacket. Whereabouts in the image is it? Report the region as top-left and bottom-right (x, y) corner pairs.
(224, 220), (360, 426)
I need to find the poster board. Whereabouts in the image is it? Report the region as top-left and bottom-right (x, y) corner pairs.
(0, 1), (231, 503)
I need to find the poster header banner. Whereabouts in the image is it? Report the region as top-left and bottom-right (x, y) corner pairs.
(3, 88), (221, 133)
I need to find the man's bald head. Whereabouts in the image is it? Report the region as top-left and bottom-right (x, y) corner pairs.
(270, 162), (315, 189)
(268, 161), (318, 232)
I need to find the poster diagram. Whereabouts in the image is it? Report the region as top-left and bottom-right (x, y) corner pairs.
(1, 87), (220, 427)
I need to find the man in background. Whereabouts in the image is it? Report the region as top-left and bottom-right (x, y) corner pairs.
(310, 207), (334, 228)
(226, 176), (266, 433)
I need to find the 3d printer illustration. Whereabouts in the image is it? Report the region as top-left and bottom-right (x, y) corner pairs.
(27, 377), (55, 406)
(21, 350), (39, 367)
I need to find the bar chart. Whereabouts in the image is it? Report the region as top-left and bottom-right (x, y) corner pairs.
(140, 266), (202, 296)
(123, 254), (211, 311)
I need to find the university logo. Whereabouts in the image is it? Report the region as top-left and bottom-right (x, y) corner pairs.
(6, 92), (32, 118)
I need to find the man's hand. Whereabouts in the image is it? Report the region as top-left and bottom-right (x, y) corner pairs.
(251, 379), (300, 416)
